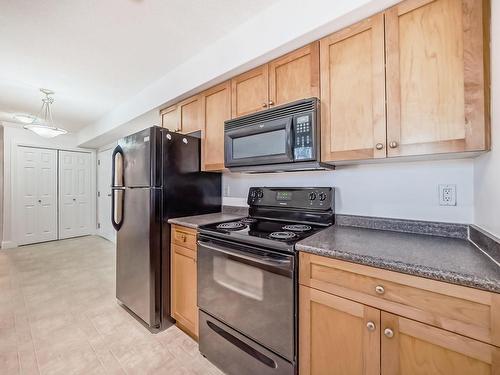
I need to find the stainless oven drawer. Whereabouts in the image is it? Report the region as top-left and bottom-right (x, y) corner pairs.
(197, 237), (295, 361)
(199, 311), (294, 375)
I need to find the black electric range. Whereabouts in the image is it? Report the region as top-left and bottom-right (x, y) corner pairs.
(197, 187), (334, 375)
(198, 187), (334, 252)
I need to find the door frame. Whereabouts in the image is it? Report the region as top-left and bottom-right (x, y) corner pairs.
(96, 142), (117, 243)
(12, 143), (96, 246)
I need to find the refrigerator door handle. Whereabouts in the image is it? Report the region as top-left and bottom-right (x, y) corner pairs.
(111, 188), (124, 230)
(112, 145), (124, 187)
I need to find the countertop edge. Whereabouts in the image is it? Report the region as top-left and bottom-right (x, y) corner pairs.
(297, 244), (500, 294)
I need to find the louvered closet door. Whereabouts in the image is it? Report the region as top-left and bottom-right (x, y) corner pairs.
(59, 151), (92, 239)
(16, 146), (58, 245)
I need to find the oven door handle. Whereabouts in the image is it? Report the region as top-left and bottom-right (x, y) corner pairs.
(197, 240), (293, 273)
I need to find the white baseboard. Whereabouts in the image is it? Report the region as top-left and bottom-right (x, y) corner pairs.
(1, 240), (18, 249)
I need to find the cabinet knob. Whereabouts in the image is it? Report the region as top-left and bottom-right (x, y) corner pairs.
(366, 321), (376, 331)
(262, 103), (268, 108)
(389, 141), (399, 149)
(268, 100), (274, 106)
(375, 143), (384, 150)
(375, 285), (385, 295)
(384, 328), (394, 338)
(38, 199), (42, 203)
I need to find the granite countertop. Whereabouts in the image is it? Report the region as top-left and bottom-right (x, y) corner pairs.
(168, 212), (244, 229)
(296, 225), (500, 293)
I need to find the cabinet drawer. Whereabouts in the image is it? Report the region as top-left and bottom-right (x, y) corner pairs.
(299, 253), (500, 347)
(172, 225), (197, 250)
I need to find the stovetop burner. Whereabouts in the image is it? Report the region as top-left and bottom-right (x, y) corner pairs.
(282, 224), (312, 232)
(216, 222), (247, 231)
(268, 231), (297, 240)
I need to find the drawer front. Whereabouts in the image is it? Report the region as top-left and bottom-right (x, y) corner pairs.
(299, 252), (500, 347)
(172, 225), (197, 250)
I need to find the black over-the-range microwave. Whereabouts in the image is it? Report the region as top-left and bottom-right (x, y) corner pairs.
(224, 98), (333, 173)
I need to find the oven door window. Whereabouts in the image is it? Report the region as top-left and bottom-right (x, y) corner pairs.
(198, 240), (295, 361)
(224, 117), (293, 167)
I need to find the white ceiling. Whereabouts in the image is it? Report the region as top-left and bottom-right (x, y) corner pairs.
(0, 0), (280, 132)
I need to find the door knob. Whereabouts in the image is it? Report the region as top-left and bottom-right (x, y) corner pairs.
(384, 328), (394, 338)
(389, 141), (399, 149)
(375, 143), (384, 150)
(366, 321), (376, 331)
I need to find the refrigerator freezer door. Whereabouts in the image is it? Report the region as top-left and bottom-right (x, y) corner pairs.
(119, 127), (162, 188)
(116, 187), (161, 327)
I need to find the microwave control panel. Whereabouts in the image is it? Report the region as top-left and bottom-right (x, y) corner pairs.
(293, 114), (314, 161)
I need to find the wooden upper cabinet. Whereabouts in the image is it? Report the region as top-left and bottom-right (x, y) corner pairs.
(385, 0), (490, 157)
(201, 81), (231, 171)
(300, 285), (380, 375)
(177, 95), (202, 134)
(269, 42), (320, 107)
(231, 64), (269, 117)
(160, 105), (179, 132)
(320, 14), (387, 162)
(381, 312), (500, 375)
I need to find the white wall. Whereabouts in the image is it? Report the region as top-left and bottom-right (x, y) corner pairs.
(474, 0), (500, 238)
(223, 159), (474, 224)
(1, 122), (96, 247)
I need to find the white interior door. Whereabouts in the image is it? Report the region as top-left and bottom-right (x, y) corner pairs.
(97, 148), (115, 242)
(16, 146), (58, 245)
(58, 151), (92, 239)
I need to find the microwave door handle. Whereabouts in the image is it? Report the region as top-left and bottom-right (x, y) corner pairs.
(285, 117), (294, 161)
(197, 240), (293, 271)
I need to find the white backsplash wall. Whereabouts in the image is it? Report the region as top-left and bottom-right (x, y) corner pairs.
(222, 159), (474, 224)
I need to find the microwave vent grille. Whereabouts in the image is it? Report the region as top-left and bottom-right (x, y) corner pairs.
(225, 97), (318, 130)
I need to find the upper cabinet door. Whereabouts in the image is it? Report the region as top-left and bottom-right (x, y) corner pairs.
(201, 81), (231, 171)
(160, 105), (179, 132)
(231, 64), (269, 118)
(385, 0), (490, 157)
(320, 14), (386, 163)
(269, 42), (320, 107)
(178, 94), (202, 134)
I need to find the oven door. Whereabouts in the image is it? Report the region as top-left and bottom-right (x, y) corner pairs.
(224, 117), (294, 167)
(197, 236), (295, 361)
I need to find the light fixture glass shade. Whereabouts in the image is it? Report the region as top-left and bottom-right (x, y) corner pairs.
(23, 124), (68, 138)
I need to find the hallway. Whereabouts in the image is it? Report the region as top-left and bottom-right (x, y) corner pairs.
(0, 236), (221, 374)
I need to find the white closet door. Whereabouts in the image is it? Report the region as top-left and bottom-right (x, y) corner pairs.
(58, 151), (92, 239)
(16, 146), (58, 245)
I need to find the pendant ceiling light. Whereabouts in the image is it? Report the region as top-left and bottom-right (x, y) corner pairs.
(23, 88), (68, 138)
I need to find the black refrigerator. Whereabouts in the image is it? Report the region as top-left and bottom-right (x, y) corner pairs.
(111, 126), (221, 329)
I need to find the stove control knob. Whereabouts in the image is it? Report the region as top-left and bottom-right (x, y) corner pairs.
(257, 189), (264, 199)
(308, 192), (316, 201)
(319, 192), (327, 201)
(250, 190), (257, 198)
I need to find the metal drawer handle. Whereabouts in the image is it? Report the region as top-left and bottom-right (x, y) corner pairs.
(375, 285), (385, 295)
(384, 328), (394, 338)
(366, 321), (376, 331)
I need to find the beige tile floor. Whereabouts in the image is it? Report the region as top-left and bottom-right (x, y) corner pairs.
(0, 236), (223, 375)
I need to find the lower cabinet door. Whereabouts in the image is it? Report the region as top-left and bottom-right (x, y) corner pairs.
(171, 243), (198, 337)
(381, 312), (500, 375)
(299, 285), (380, 375)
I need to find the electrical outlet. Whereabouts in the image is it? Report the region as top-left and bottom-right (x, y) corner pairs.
(439, 184), (457, 206)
